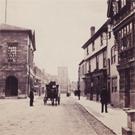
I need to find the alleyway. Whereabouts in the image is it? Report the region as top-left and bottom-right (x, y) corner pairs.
(0, 95), (115, 135)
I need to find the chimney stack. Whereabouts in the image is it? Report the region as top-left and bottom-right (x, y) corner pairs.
(90, 26), (95, 37)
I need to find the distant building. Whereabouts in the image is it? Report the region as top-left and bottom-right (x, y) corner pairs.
(70, 81), (77, 91)
(57, 66), (68, 93)
(33, 66), (48, 96)
(0, 24), (36, 98)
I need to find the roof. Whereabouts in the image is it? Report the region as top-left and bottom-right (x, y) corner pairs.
(0, 23), (36, 51)
(82, 19), (110, 49)
(79, 59), (85, 65)
(0, 23), (30, 31)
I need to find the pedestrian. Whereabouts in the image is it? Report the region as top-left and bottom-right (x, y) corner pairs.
(78, 90), (81, 100)
(100, 87), (108, 113)
(29, 89), (34, 106)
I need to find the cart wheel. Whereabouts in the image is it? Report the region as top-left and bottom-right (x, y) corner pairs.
(44, 100), (47, 105)
(58, 97), (60, 105)
(44, 97), (47, 105)
(52, 99), (54, 106)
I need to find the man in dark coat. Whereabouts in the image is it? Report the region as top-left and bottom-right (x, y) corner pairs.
(29, 90), (34, 106)
(100, 87), (108, 113)
(78, 90), (81, 100)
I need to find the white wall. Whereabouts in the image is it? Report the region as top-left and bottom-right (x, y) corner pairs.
(99, 53), (103, 69)
(84, 32), (107, 73)
(107, 32), (120, 107)
(84, 34), (107, 60)
(91, 57), (96, 72)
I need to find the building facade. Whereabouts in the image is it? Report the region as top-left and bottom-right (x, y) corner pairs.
(33, 66), (48, 96)
(0, 24), (36, 98)
(81, 22), (109, 101)
(107, 23), (120, 107)
(107, 0), (135, 108)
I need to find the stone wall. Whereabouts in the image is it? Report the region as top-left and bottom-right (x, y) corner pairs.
(0, 31), (30, 98)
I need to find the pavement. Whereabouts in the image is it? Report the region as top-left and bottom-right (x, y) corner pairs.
(72, 95), (127, 135)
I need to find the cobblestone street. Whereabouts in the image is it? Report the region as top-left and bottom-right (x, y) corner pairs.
(0, 95), (115, 135)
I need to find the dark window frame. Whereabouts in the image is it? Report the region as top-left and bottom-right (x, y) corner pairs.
(112, 77), (117, 93)
(96, 55), (99, 69)
(103, 51), (107, 67)
(7, 42), (18, 63)
(111, 45), (116, 64)
(86, 47), (89, 55)
(92, 42), (95, 51)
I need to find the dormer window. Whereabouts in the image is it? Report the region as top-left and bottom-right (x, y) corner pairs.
(131, 1), (135, 9)
(121, 0), (126, 8)
(113, 1), (119, 15)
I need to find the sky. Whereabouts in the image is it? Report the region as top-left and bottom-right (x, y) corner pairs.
(0, 0), (108, 81)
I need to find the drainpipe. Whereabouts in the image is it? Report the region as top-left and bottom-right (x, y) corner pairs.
(27, 44), (31, 97)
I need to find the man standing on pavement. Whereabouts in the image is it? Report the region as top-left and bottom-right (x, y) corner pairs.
(100, 87), (108, 113)
(29, 89), (34, 106)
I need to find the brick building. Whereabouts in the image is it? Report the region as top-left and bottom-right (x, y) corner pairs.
(0, 24), (36, 98)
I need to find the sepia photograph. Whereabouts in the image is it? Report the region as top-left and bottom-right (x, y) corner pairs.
(0, 0), (135, 134)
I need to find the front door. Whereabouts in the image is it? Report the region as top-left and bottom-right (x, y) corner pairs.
(5, 76), (18, 96)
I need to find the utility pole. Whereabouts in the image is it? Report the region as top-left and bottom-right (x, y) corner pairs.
(5, 0), (7, 24)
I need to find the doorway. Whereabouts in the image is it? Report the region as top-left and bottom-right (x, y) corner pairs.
(5, 76), (18, 96)
(125, 69), (130, 108)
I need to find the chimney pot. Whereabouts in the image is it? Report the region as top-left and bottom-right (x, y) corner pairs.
(90, 26), (95, 37)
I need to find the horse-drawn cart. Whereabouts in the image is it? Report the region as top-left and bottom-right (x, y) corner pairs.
(44, 81), (60, 105)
